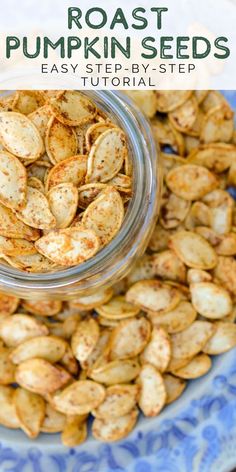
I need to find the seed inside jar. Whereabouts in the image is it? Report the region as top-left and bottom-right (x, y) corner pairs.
(0, 90), (132, 272)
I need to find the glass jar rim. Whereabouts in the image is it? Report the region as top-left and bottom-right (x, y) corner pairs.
(0, 91), (159, 294)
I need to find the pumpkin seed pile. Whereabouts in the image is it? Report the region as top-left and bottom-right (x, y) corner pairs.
(0, 90), (236, 446)
(0, 90), (131, 271)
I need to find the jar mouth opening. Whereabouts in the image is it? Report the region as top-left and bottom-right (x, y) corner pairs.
(0, 91), (158, 290)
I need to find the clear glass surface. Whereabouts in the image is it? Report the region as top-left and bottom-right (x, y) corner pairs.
(0, 91), (161, 299)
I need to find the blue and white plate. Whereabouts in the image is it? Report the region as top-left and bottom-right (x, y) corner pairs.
(0, 91), (236, 472)
(1, 349), (236, 472)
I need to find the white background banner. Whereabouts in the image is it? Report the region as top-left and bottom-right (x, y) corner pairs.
(0, 0), (235, 89)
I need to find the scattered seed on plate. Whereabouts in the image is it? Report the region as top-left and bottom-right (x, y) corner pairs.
(169, 231), (218, 269)
(148, 300), (197, 334)
(89, 358), (141, 385)
(171, 353), (212, 379)
(0, 314), (49, 347)
(169, 321), (215, 369)
(61, 415), (87, 446)
(140, 326), (171, 372)
(200, 105), (234, 144)
(0, 386), (20, 428)
(166, 165), (218, 201)
(152, 249), (187, 283)
(10, 336), (67, 365)
(15, 358), (71, 395)
(40, 403), (66, 433)
(203, 322), (236, 354)
(137, 363), (166, 417)
(190, 282), (233, 319)
(169, 95), (198, 133)
(108, 317), (151, 360)
(124, 91), (159, 117)
(126, 280), (181, 314)
(14, 387), (45, 438)
(71, 318), (100, 363)
(163, 374), (186, 404)
(52, 380), (105, 415)
(22, 299), (62, 317)
(92, 384), (139, 419)
(92, 407), (139, 442)
(154, 91), (192, 113)
(95, 295), (140, 320)
(0, 292), (19, 316)
(0, 346), (15, 384)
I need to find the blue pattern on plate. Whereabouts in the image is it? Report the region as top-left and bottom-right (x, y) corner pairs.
(1, 354), (236, 472)
(0, 91), (236, 472)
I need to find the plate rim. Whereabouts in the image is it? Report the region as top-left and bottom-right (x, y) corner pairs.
(0, 348), (235, 472)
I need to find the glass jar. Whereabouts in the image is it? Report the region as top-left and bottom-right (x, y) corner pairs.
(0, 91), (161, 300)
